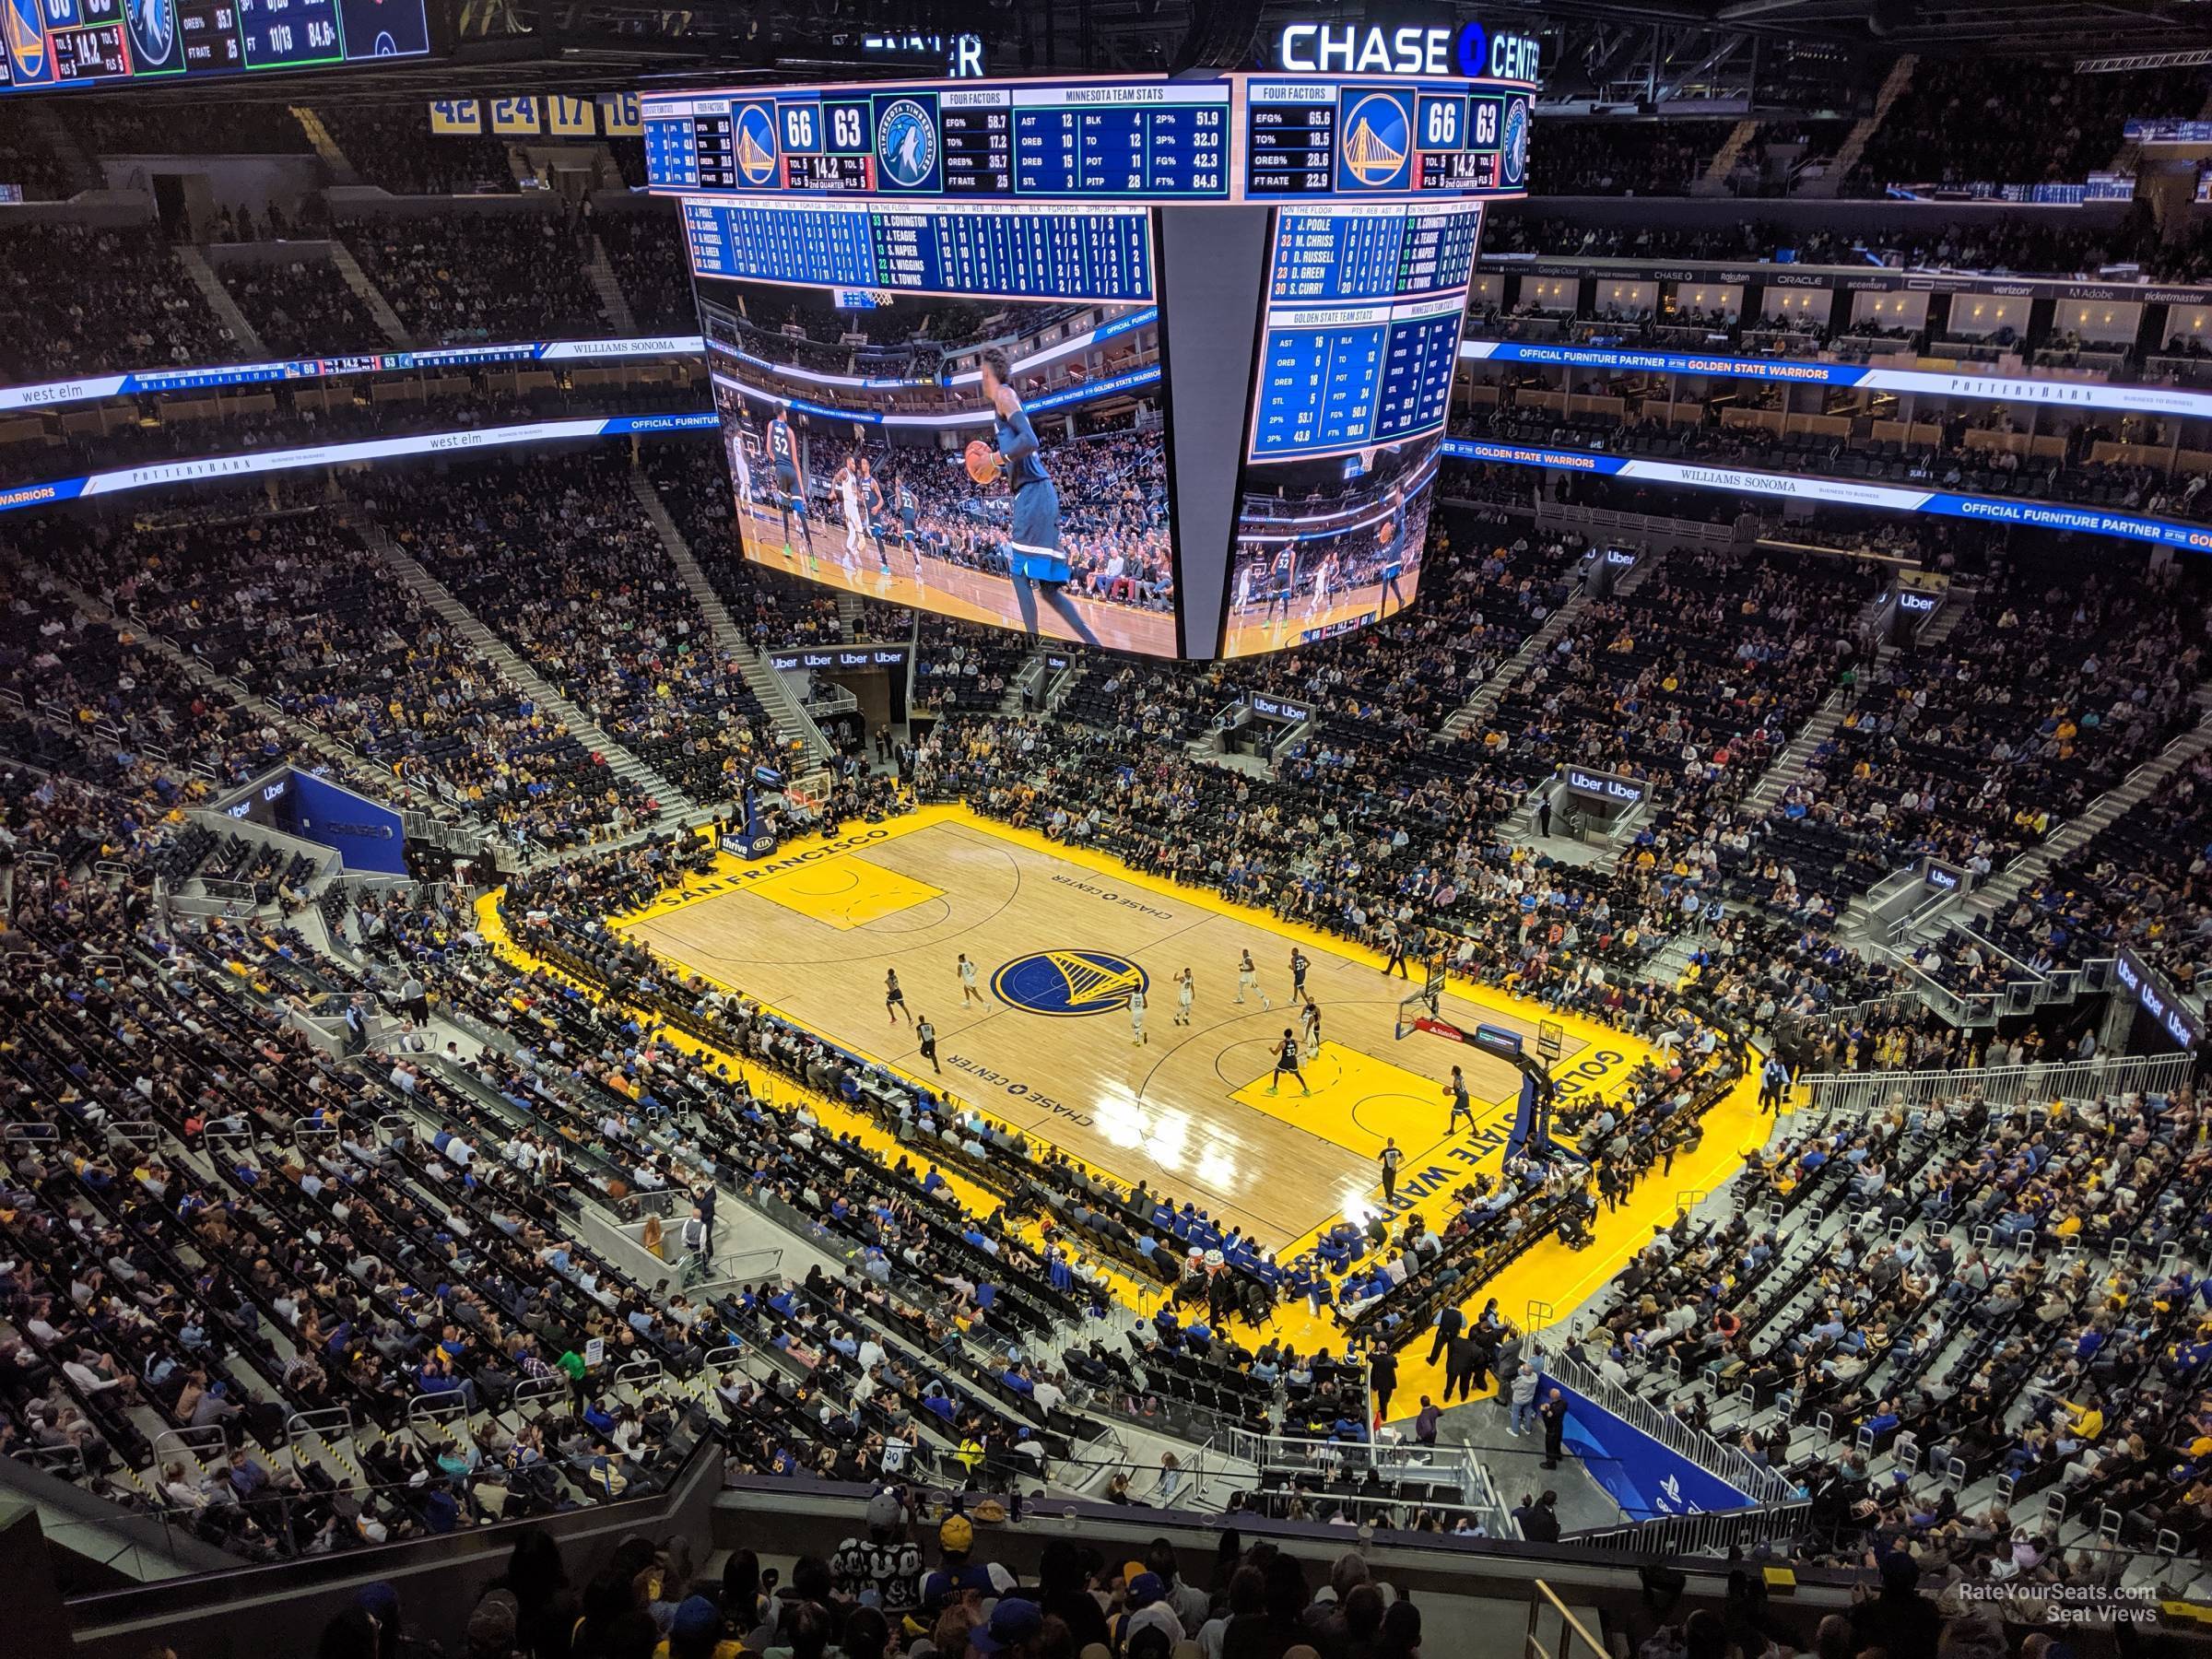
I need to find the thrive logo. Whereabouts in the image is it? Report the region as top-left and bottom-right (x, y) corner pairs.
(992, 949), (1148, 1018)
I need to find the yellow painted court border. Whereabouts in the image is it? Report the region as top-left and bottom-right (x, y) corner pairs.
(486, 804), (1771, 1412)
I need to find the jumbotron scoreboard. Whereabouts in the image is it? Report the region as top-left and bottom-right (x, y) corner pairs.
(645, 32), (1533, 658)
(0, 0), (433, 89)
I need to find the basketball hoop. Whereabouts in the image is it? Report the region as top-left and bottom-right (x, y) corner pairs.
(782, 768), (831, 820)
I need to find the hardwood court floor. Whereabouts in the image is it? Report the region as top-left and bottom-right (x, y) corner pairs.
(616, 806), (1659, 1258)
(1218, 574), (1423, 658)
(732, 496), (1176, 655)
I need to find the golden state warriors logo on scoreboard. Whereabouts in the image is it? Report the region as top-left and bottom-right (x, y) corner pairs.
(734, 102), (781, 187)
(5, 0), (51, 86)
(1335, 88), (1413, 192)
(994, 949), (1148, 1017)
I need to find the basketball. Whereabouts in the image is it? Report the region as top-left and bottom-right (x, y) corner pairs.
(1376, 514), (1397, 546)
(963, 439), (1001, 485)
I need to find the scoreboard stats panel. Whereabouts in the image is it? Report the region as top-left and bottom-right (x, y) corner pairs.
(659, 71), (1525, 659)
(643, 85), (1226, 199)
(681, 197), (1153, 303)
(1250, 202), (1477, 459)
(0, 0), (429, 88)
(1268, 201), (1481, 301)
(642, 71), (1533, 204)
(1249, 295), (1465, 457)
(1242, 78), (1525, 196)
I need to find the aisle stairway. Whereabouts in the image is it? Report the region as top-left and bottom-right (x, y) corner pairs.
(174, 243), (265, 358)
(1438, 554), (1653, 741)
(25, 101), (97, 196)
(586, 235), (640, 334)
(1693, 117), (1760, 195)
(1812, 55), (1916, 195)
(1969, 688), (2212, 920)
(289, 104), (360, 184)
(350, 512), (698, 815)
(625, 467), (835, 762)
(329, 241), (412, 347)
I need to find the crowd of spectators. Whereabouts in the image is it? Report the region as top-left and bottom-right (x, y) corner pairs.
(1848, 62), (2202, 193)
(1574, 1076), (2212, 1591)
(595, 209), (697, 332)
(314, 103), (524, 196)
(1973, 746), (2212, 990)
(0, 224), (238, 381)
(640, 442), (855, 652)
(0, 103), (79, 200)
(340, 213), (610, 345)
(387, 451), (782, 805)
(1527, 120), (1739, 196)
(1765, 549), (2206, 902)
(38, 498), (660, 852)
(217, 255), (393, 356)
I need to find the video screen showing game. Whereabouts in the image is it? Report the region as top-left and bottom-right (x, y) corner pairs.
(700, 283), (1174, 655)
(1220, 435), (1440, 657)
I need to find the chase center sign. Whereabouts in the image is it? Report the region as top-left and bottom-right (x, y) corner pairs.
(1275, 19), (1543, 84)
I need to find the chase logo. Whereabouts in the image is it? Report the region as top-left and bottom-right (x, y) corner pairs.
(994, 949), (1147, 1018)
(734, 102), (781, 187)
(1336, 91), (1412, 192)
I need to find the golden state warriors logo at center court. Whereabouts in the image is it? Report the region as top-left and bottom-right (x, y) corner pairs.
(994, 949), (1148, 1018)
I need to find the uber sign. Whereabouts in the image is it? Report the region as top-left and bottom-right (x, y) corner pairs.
(1276, 20), (1540, 83)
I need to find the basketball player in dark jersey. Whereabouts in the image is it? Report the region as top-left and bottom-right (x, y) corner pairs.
(767, 407), (815, 562)
(1260, 545), (1298, 631)
(892, 473), (924, 582)
(980, 349), (1098, 647)
(858, 455), (891, 572)
(1378, 483), (1409, 617)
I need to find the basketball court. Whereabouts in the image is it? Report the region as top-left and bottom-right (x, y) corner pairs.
(606, 805), (1660, 1259)
(1218, 572), (1423, 657)
(729, 492), (1179, 656)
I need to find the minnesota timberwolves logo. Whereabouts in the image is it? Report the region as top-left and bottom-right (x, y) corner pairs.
(994, 949), (1147, 1018)
(5, 0), (47, 85)
(127, 0), (178, 71)
(1337, 92), (1411, 190)
(876, 99), (938, 190)
(734, 102), (781, 188)
(1500, 97), (1531, 189)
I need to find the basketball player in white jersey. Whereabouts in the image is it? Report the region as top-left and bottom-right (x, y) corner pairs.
(837, 454), (865, 572)
(957, 953), (981, 1006)
(1304, 550), (1338, 625)
(1174, 967), (1194, 1026)
(1129, 983), (1147, 1046)
(1236, 948), (1269, 1008)
(726, 428), (754, 513)
(1300, 994), (1323, 1058)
